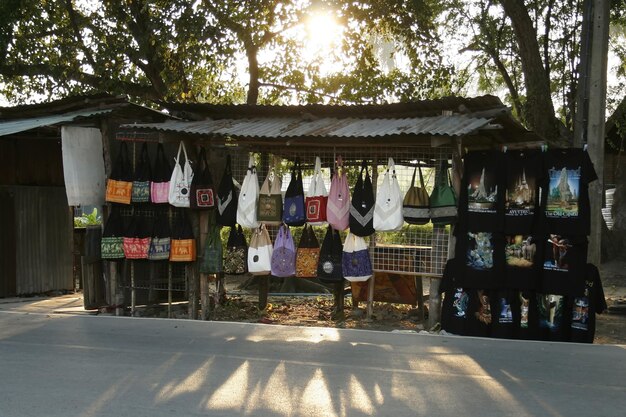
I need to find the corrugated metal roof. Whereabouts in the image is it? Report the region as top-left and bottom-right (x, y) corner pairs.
(121, 114), (493, 138)
(0, 108), (113, 137)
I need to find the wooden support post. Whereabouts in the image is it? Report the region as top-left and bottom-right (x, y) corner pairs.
(188, 211), (201, 320)
(366, 276), (375, 319)
(415, 275), (425, 323)
(586, 0), (609, 266)
(130, 261), (136, 316)
(366, 155), (378, 320)
(258, 275), (269, 310)
(332, 281), (344, 320)
(168, 263), (172, 319)
(200, 273), (210, 320)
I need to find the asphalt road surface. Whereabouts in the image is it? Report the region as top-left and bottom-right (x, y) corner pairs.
(1, 310), (625, 417)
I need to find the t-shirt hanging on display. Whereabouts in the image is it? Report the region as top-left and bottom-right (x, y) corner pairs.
(460, 151), (505, 232)
(536, 293), (569, 342)
(504, 150), (543, 234)
(456, 230), (504, 289)
(568, 264), (607, 343)
(541, 234), (587, 296)
(516, 290), (539, 340)
(439, 259), (469, 336)
(540, 148), (597, 236)
(504, 234), (541, 290)
(465, 289), (493, 338)
(489, 290), (518, 339)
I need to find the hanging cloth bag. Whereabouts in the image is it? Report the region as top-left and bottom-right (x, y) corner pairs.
(123, 212), (152, 259)
(237, 155), (260, 228)
(306, 156), (328, 225)
(168, 141), (194, 208)
(282, 157), (306, 226)
(105, 141), (133, 204)
(150, 143), (171, 204)
(257, 166), (283, 225)
(295, 224), (321, 278)
(270, 224), (296, 277)
(101, 208), (125, 259)
(430, 160), (458, 225)
(224, 225), (248, 274)
(374, 157), (404, 231)
(148, 210), (171, 261)
(170, 211), (196, 262)
(217, 155), (238, 227)
(190, 147), (216, 209)
(317, 226), (344, 284)
(327, 156), (350, 231)
(403, 164), (430, 225)
(349, 160), (375, 236)
(248, 224), (273, 275)
(131, 142), (152, 203)
(199, 218), (223, 274)
(342, 232), (373, 282)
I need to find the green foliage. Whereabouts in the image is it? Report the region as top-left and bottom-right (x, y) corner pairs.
(74, 208), (102, 228)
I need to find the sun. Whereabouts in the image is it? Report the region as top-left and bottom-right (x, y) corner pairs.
(303, 11), (344, 67)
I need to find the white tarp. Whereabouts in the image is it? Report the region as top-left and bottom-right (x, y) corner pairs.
(61, 126), (106, 206)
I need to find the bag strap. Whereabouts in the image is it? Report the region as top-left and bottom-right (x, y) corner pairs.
(418, 163), (426, 189)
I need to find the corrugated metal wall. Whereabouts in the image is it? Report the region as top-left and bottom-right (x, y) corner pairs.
(0, 187), (17, 297)
(13, 186), (73, 295)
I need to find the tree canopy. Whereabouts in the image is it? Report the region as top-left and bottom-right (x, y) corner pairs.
(1, 0), (625, 143)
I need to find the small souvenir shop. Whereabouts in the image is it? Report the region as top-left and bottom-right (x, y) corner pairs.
(100, 94), (607, 343)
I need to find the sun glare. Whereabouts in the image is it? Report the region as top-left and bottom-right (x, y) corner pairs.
(304, 11), (344, 68)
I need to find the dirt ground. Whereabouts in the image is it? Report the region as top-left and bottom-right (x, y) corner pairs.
(194, 260), (626, 345)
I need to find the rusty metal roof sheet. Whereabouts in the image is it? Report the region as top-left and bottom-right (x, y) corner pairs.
(121, 114), (494, 139)
(0, 108), (113, 137)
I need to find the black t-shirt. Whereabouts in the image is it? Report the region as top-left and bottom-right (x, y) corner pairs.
(490, 290), (518, 339)
(459, 151), (505, 232)
(504, 150), (543, 234)
(440, 260), (469, 336)
(456, 230), (505, 289)
(568, 264), (607, 343)
(540, 149), (597, 236)
(536, 292), (570, 342)
(516, 290), (539, 340)
(541, 234), (587, 296)
(504, 234), (542, 290)
(465, 289), (493, 337)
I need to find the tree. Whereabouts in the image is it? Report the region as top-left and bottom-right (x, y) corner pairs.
(1, 0), (454, 106)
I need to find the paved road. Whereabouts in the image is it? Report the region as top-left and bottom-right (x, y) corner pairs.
(1, 310), (625, 417)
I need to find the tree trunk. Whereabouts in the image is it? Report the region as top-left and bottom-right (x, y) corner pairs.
(246, 46), (260, 105)
(499, 0), (561, 143)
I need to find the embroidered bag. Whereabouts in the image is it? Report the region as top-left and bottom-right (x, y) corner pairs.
(248, 224), (273, 275)
(430, 159), (458, 225)
(403, 163), (430, 224)
(168, 141), (194, 207)
(131, 142), (151, 203)
(190, 147), (216, 209)
(327, 156), (350, 231)
(150, 143), (171, 204)
(101, 208), (125, 259)
(217, 155), (238, 227)
(342, 232), (373, 282)
(306, 156), (328, 225)
(349, 160), (375, 237)
(122, 212), (152, 259)
(283, 157), (306, 226)
(105, 141), (133, 204)
(296, 224), (320, 278)
(170, 211), (196, 262)
(317, 226), (344, 284)
(237, 155), (260, 228)
(224, 225), (247, 274)
(270, 224), (296, 277)
(374, 157), (404, 231)
(148, 210), (171, 261)
(257, 167), (283, 225)
(199, 218), (223, 274)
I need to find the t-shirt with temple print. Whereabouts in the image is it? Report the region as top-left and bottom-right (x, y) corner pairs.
(459, 150), (506, 232)
(540, 149), (597, 236)
(504, 150), (543, 234)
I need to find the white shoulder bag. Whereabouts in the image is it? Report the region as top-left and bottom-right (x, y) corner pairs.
(237, 155), (260, 228)
(168, 141), (194, 207)
(373, 157), (404, 231)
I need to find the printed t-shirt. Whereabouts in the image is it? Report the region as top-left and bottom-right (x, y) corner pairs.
(504, 150), (543, 234)
(541, 235), (587, 296)
(489, 290), (518, 339)
(568, 264), (607, 343)
(455, 229), (505, 289)
(536, 292), (570, 342)
(504, 234), (542, 290)
(440, 259), (469, 335)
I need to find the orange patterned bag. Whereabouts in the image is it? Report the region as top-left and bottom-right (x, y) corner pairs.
(105, 142), (133, 204)
(170, 211), (196, 262)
